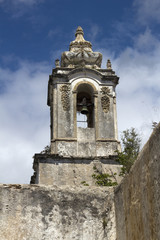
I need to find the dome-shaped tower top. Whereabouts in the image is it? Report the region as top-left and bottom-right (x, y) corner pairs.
(61, 26), (102, 69)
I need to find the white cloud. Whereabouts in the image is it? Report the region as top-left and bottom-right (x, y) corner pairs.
(134, 0), (160, 24)
(48, 29), (61, 38)
(96, 27), (160, 148)
(17, 0), (41, 4)
(87, 24), (102, 43)
(0, 0), (44, 17)
(111, 30), (160, 146)
(0, 59), (50, 184)
(0, 0), (43, 6)
(133, 28), (159, 51)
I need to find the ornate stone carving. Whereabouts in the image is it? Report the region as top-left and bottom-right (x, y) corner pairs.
(101, 95), (110, 113)
(107, 59), (112, 69)
(55, 59), (60, 68)
(101, 87), (110, 95)
(101, 87), (110, 113)
(60, 85), (70, 111)
(61, 26), (102, 69)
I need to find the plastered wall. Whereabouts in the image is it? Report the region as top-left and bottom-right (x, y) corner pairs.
(114, 124), (160, 240)
(0, 184), (116, 240)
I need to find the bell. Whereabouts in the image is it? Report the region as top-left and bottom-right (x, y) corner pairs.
(81, 105), (88, 115)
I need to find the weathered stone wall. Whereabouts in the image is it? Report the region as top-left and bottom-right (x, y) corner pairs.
(115, 124), (160, 240)
(32, 155), (122, 186)
(0, 184), (116, 240)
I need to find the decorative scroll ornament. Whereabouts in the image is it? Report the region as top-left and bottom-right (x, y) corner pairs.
(101, 95), (110, 113)
(101, 87), (110, 113)
(60, 85), (70, 111)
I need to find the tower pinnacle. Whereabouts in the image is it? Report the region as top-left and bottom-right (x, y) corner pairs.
(61, 26), (102, 68)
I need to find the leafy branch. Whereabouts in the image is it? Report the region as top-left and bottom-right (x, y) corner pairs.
(92, 166), (118, 187)
(116, 128), (141, 175)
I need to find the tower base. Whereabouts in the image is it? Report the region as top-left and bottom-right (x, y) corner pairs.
(31, 154), (122, 186)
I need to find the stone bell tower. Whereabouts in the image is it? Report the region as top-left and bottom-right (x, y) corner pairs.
(31, 27), (121, 185)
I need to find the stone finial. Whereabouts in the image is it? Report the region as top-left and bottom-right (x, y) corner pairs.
(55, 59), (60, 68)
(74, 26), (86, 43)
(75, 26), (84, 37)
(107, 59), (112, 69)
(61, 27), (102, 69)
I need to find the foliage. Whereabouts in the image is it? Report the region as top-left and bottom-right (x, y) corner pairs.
(40, 145), (51, 154)
(81, 181), (89, 186)
(116, 128), (141, 175)
(102, 217), (107, 230)
(92, 166), (118, 187)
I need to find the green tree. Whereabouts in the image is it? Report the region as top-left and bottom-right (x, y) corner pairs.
(117, 128), (141, 175)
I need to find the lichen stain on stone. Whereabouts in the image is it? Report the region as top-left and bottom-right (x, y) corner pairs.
(0, 185), (116, 240)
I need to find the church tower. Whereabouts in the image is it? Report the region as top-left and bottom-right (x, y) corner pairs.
(31, 27), (121, 185)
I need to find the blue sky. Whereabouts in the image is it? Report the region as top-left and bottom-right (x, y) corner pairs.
(0, 0), (160, 184)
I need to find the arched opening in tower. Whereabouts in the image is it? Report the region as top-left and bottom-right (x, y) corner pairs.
(76, 83), (94, 128)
